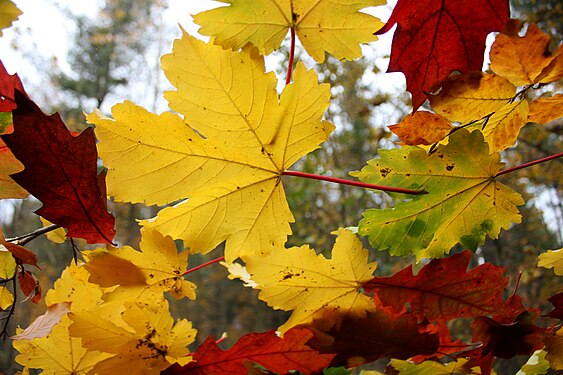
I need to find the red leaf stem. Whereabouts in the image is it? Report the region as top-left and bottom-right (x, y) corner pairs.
(285, 28), (296, 85)
(495, 152), (563, 177)
(182, 256), (225, 276)
(282, 170), (427, 195)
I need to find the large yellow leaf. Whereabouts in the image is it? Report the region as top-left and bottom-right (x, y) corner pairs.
(193, 0), (384, 63)
(528, 94), (563, 125)
(430, 72), (526, 152)
(245, 228), (377, 334)
(90, 33), (334, 262)
(13, 315), (112, 374)
(537, 249), (563, 276)
(490, 23), (563, 86)
(83, 229), (197, 300)
(0, 0), (21, 37)
(69, 300), (196, 374)
(352, 129), (524, 260)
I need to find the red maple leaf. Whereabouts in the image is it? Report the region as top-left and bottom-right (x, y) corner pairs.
(18, 270), (42, 304)
(410, 321), (473, 362)
(163, 328), (334, 375)
(378, 0), (509, 110)
(1, 92), (115, 244)
(363, 251), (516, 322)
(306, 311), (439, 368)
(546, 292), (563, 320)
(0, 60), (27, 112)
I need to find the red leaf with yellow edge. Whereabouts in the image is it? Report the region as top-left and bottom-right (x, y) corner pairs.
(163, 328), (334, 375)
(1, 93), (115, 244)
(378, 0), (509, 110)
(363, 251), (516, 322)
(306, 311), (439, 368)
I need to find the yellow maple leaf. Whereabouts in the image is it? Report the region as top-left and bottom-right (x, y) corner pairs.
(1, 136), (28, 199)
(388, 111), (453, 146)
(39, 217), (68, 244)
(0, 243), (16, 279)
(69, 300), (196, 374)
(90, 33), (334, 262)
(537, 249), (563, 276)
(245, 228), (377, 334)
(430, 72), (527, 152)
(528, 94), (563, 125)
(13, 314), (113, 374)
(490, 23), (563, 86)
(545, 327), (563, 370)
(0, 0), (22, 37)
(193, 0), (385, 63)
(83, 229), (196, 301)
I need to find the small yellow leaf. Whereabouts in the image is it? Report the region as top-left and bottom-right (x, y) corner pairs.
(11, 302), (70, 340)
(13, 314), (112, 374)
(1, 136), (28, 199)
(490, 23), (563, 86)
(222, 261), (259, 288)
(538, 249), (563, 275)
(388, 358), (476, 374)
(0, 244), (16, 279)
(0, 285), (13, 310)
(84, 229), (196, 300)
(39, 217), (67, 244)
(69, 300), (196, 374)
(430, 72), (516, 122)
(246, 228), (377, 334)
(193, 0), (385, 63)
(0, 0), (22, 37)
(528, 95), (563, 125)
(388, 111), (453, 146)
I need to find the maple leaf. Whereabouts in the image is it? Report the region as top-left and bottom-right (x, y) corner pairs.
(1, 93), (115, 244)
(18, 270), (41, 304)
(546, 293), (563, 320)
(389, 111), (453, 146)
(245, 228), (377, 334)
(13, 315), (112, 374)
(0, 228), (39, 268)
(193, 0), (384, 63)
(518, 349), (551, 375)
(544, 327), (563, 371)
(490, 23), (563, 86)
(387, 358), (473, 375)
(0, 0), (21, 37)
(306, 311), (439, 368)
(90, 32), (333, 262)
(538, 249), (563, 275)
(471, 310), (548, 359)
(69, 300), (196, 374)
(163, 328), (334, 375)
(528, 94), (563, 125)
(351, 129), (524, 260)
(363, 251), (516, 322)
(83, 229), (196, 300)
(0, 59), (27, 112)
(429, 72), (528, 153)
(378, 0), (509, 110)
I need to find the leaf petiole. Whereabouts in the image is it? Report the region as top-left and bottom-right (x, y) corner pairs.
(285, 28), (296, 85)
(182, 256), (225, 276)
(495, 152), (563, 177)
(282, 170), (427, 195)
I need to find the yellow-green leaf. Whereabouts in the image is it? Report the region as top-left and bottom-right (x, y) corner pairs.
(0, 0), (22, 37)
(490, 23), (563, 86)
(388, 358), (475, 374)
(245, 228), (377, 334)
(13, 315), (112, 374)
(193, 0), (385, 63)
(0, 244), (16, 279)
(352, 129), (524, 260)
(90, 33), (333, 262)
(517, 349), (550, 375)
(528, 95), (563, 125)
(537, 249), (563, 275)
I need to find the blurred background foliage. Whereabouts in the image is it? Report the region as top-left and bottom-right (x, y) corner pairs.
(0, 0), (561, 373)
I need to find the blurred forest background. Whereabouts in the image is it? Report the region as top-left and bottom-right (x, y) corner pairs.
(0, 0), (561, 373)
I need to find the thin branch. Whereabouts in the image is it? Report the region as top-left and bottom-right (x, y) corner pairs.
(182, 256), (225, 276)
(283, 170), (427, 195)
(6, 224), (62, 246)
(285, 28), (296, 85)
(495, 152), (563, 177)
(0, 275), (17, 341)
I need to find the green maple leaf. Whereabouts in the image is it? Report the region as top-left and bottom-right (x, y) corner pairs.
(351, 129), (524, 260)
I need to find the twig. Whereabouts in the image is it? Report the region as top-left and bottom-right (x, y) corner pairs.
(182, 256), (225, 276)
(6, 224), (62, 246)
(495, 152), (563, 177)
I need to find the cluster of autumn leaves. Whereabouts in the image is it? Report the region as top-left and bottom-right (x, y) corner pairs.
(0, 0), (562, 374)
